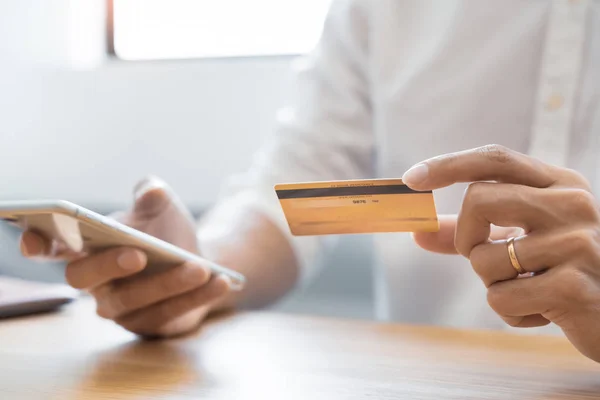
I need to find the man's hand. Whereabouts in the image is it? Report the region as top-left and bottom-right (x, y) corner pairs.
(405, 144), (600, 363)
(19, 177), (230, 338)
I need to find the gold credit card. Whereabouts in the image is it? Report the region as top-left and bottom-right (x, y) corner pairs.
(274, 178), (439, 236)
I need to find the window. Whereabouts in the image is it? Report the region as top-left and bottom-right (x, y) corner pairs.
(110, 0), (332, 61)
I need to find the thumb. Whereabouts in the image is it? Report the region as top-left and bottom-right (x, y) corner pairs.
(412, 215), (525, 255)
(412, 215), (460, 254)
(132, 176), (174, 219)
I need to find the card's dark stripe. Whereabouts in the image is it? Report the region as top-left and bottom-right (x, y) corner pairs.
(292, 217), (437, 226)
(276, 185), (431, 199)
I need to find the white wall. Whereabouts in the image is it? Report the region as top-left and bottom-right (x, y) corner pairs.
(0, 60), (295, 211)
(0, 0), (295, 211)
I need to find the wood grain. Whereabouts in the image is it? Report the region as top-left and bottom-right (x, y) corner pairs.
(0, 299), (599, 399)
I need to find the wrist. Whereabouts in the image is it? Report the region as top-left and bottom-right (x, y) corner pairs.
(196, 235), (242, 314)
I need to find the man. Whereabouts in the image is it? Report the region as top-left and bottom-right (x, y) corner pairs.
(20, 0), (600, 362)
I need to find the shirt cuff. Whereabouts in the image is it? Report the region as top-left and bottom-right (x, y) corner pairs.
(218, 188), (322, 288)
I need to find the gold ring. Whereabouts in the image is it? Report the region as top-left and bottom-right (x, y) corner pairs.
(507, 237), (526, 275)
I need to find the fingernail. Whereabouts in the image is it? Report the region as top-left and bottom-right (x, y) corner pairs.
(20, 233), (44, 257)
(117, 250), (146, 270)
(512, 227), (526, 237)
(134, 176), (163, 200)
(402, 163), (429, 186)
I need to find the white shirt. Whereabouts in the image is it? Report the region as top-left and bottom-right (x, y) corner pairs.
(220, 0), (600, 333)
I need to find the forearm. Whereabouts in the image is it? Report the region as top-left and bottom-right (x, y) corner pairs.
(196, 196), (299, 312)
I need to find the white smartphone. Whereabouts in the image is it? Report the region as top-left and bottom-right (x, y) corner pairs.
(0, 200), (245, 290)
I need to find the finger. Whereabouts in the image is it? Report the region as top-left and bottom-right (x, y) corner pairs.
(412, 214), (523, 255)
(116, 275), (230, 336)
(488, 264), (597, 330)
(19, 231), (49, 257)
(498, 314), (551, 328)
(490, 271), (552, 328)
(65, 247), (147, 289)
(94, 262), (211, 319)
(455, 183), (546, 257)
(19, 231), (83, 261)
(131, 175), (194, 222)
(454, 183), (598, 258)
(402, 144), (558, 191)
(486, 272), (558, 320)
(132, 177), (172, 219)
(470, 228), (600, 287)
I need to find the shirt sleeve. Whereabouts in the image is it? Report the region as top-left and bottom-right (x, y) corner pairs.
(217, 0), (374, 286)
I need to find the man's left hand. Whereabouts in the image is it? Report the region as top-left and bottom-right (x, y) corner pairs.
(404, 144), (600, 363)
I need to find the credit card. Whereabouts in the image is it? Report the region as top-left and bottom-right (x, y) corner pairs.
(274, 178), (439, 236)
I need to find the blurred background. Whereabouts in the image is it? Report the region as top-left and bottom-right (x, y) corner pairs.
(0, 0), (374, 320)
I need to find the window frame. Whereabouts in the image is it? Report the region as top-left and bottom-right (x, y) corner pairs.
(106, 0), (330, 62)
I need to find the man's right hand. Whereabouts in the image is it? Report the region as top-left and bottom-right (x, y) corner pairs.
(19, 177), (231, 338)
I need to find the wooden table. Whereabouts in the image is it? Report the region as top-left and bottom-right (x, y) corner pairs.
(0, 299), (599, 399)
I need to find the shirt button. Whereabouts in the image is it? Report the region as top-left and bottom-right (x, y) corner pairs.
(545, 93), (564, 111)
